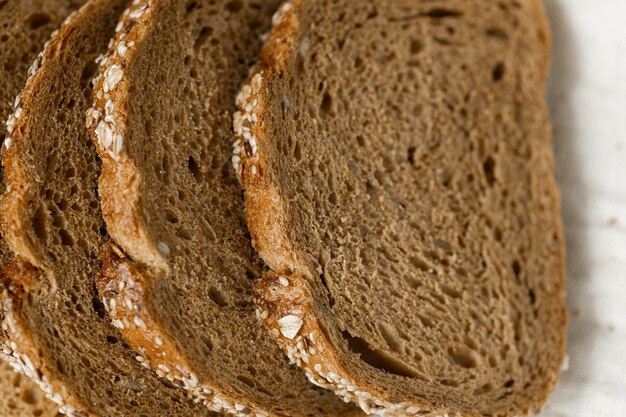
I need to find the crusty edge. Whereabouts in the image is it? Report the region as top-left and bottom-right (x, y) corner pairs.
(98, 245), (362, 417)
(234, 1), (560, 417)
(86, 0), (168, 272)
(1, 264), (87, 417)
(99, 246), (263, 417)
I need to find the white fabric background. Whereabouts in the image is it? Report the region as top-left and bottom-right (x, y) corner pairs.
(540, 0), (626, 415)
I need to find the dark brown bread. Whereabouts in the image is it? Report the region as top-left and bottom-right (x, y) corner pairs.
(0, 1), (85, 414)
(88, 1), (361, 416)
(0, 1), (217, 416)
(235, 1), (567, 416)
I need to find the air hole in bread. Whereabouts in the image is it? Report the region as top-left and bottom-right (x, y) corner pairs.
(225, 0), (243, 13)
(193, 26), (213, 51)
(237, 375), (255, 388)
(80, 59), (98, 81)
(494, 227), (503, 241)
(483, 156), (496, 186)
(409, 39), (423, 55)
(512, 260), (521, 278)
(293, 142), (302, 161)
(144, 118), (154, 136)
(91, 295), (106, 319)
(423, 9), (463, 19)
(320, 92), (333, 116)
(106, 335), (118, 345)
(448, 347), (479, 368)
(492, 62), (505, 82)
(436, 167), (452, 187)
(341, 331), (420, 378)
(164, 209), (179, 224)
(486, 28), (508, 40)
(440, 379), (460, 387)
(59, 229), (75, 247)
(208, 286), (228, 307)
(187, 156), (202, 181)
(440, 284), (461, 299)
(55, 360), (65, 376)
(3, 59), (15, 71)
(185, 1), (199, 14)
(378, 323), (402, 352)
(319, 273), (336, 308)
(24, 12), (51, 30)
(474, 383), (494, 395)
(21, 388), (39, 405)
(408, 255), (431, 272)
(33, 205), (49, 240)
(201, 335), (213, 352)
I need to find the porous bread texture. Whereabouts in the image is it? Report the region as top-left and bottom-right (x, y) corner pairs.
(0, 1), (216, 416)
(0, 1), (86, 415)
(0, 359), (61, 417)
(88, 1), (361, 417)
(236, 1), (567, 416)
(1, 281), (61, 417)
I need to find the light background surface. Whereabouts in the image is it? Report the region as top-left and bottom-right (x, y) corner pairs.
(541, 0), (626, 415)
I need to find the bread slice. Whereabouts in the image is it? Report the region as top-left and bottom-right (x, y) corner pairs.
(0, 1), (219, 416)
(234, 1), (567, 416)
(0, 1), (86, 414)
(87, 1), (361, 416)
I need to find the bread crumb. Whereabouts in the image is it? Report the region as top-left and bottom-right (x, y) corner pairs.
(606, 217), (618, 227)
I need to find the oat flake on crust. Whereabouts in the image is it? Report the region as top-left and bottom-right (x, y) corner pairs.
(1, 297), (85, 417)
(86, 0), (149, 161)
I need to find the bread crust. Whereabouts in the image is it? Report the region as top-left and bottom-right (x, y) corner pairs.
(235, 1), (567, 416)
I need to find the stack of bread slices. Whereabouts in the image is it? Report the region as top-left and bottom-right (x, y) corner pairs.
(0, 0), (567, 416)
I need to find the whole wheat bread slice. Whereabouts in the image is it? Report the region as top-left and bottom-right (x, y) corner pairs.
(0, 1), (87, 415)
(234, 1), (567, 416)
(87, 1), (361, 416)
(0, 1), (219, 416)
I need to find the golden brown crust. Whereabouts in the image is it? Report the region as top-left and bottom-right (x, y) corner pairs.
(99, 245), (270, 417)
(87, 0), (167, 272)
(236, 1), (566, 416)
